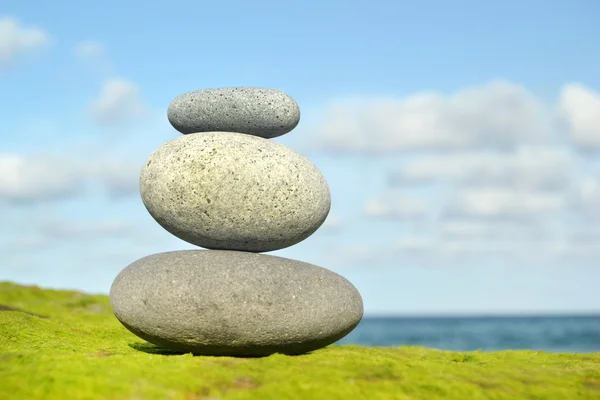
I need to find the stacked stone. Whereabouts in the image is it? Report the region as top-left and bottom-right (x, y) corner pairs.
(109, 88), (363, 357)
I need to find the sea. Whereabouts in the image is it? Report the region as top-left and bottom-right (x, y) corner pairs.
(336, 315), (600, 353)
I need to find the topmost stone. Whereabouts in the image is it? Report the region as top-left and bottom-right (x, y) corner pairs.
(167, 87), (300, 139)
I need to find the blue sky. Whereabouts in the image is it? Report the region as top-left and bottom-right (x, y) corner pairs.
(2, 0), (600, 315)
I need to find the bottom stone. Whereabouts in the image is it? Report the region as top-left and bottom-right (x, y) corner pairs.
(109, 250), (363, 357)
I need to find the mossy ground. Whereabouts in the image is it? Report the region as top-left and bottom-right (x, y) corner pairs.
(1, 281), (599, 400)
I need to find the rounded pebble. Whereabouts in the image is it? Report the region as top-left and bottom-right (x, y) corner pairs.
(109, 250), (364, 357)
(167, 87), (300, 138)
(140, 132), (331, 252)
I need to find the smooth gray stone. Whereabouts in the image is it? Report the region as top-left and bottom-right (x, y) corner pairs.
(140, 132), (331, 252)
(109, 250), (364, 357)
(167, 87), (300, 138)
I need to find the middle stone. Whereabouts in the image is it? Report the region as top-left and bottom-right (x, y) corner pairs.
(140, 132), (331, 252)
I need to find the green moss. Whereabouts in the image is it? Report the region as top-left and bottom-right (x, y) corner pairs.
(1, 281), (599, 400)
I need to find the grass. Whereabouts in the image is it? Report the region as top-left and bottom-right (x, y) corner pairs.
(1, 281), (600, 400)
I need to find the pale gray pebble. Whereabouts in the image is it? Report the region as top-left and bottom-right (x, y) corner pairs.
(109, 250), (364, 357)
(167, 87), (300, 138)
(140, 132), (331, 252)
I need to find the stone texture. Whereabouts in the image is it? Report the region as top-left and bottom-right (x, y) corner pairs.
(140, 132), (331, 252)
(109, 250), (364, 357)
(167, 87), (300, 138)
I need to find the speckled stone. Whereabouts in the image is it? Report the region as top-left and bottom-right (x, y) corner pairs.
(167, 87), (300, 138)
(140, 132), (331, 252)
(109, 250), (363, 357)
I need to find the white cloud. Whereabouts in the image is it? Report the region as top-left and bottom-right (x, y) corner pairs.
(316, 242), (404, 268)
(0, 153), (140, 203)
(390, 146), (572, 191)
(87, 158), (140, 198)
(74, 40), (105, 60)
(321, 214), (343, 231)
(558, 83), (600, 149)
(440, 218), (545, 239)
(395, 236), (434, 252)
(88, 78), (147, 125)
(73, 40), (114, 76)
(0, 214), (156, 265)
(0, 17), (50, 68)
(446, 187), (566, 219)
(0, 234), (52, 255)
(1, 218), (135, 258)
(38, 219), (134, 239)
(568, 223), (600, 245)
(440, 239), (510, 257)
(310, 80), (549, 152)
(0, 154), (83, 202)
(571, 176), (600, 219)
(435, 238), (567, 264)
(322, 230), (600, 268)
(319, 236), (529, 268)
(364, 191), (427, 219)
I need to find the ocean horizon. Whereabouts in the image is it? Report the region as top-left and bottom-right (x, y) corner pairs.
(337, 314), (600, 353)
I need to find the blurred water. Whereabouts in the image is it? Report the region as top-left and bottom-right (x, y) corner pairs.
(337, 315), (600, 352)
